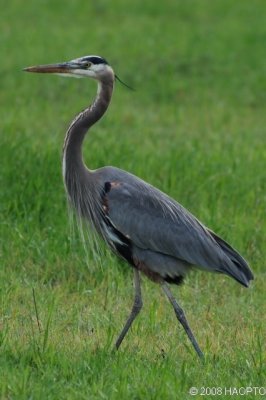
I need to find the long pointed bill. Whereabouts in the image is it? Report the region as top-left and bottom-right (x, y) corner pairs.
(23, 62), (78, 74)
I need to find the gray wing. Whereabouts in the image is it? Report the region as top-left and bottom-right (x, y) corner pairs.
(104, 179), (223, 268)
(101, 170), (253, 286)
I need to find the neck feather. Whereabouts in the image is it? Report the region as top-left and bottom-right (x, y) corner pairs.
(63, 77), (114, 181)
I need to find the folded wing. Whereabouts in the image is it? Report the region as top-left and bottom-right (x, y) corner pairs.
(103, 176), (253, 287)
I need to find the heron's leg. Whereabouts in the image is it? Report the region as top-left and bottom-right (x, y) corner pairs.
(162, 283), (204, 359)
(115, 269), (143, 350)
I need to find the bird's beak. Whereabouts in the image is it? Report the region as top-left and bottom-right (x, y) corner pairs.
(23, 61), (79, 74)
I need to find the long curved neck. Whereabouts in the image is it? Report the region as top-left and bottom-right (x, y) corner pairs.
(63, 76), (114, 177)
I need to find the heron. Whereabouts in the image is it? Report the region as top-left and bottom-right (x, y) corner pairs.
(24, 55), (254, 359)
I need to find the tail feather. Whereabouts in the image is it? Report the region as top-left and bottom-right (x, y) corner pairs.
(208, 230), (254, 287)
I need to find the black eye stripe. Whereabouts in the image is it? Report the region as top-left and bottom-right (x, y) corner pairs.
(82, 56), (108, 65)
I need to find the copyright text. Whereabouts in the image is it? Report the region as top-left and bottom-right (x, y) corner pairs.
(189, 386), (266, 396)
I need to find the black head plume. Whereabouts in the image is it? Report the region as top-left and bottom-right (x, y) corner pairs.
(115, 74), (135, 91)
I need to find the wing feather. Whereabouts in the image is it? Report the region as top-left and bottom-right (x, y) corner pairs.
(104, 178), (229, 272)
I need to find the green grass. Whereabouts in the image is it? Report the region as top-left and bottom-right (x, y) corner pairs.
(0, 0), (265, 398)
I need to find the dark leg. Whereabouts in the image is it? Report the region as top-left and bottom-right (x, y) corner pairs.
(115, 269), (143, 350)
(162, 283), (204, 359)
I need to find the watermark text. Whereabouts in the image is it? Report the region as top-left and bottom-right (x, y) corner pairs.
(188, 386), (266, 396)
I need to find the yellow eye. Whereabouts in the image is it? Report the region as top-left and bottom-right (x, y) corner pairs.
(84, 62), (92, 68)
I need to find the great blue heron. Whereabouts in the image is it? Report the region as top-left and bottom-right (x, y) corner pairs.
(24, 55), (254, 359)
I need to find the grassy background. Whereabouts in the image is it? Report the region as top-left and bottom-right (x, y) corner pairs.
(0, 0), (265, 398)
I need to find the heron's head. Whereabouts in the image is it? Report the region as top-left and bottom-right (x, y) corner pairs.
(24, 55), (114, 82)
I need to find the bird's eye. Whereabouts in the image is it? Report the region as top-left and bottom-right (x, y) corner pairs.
(84, 62), (92, 68)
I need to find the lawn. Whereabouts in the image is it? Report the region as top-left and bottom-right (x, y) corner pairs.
(0, 0), (265, 399)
